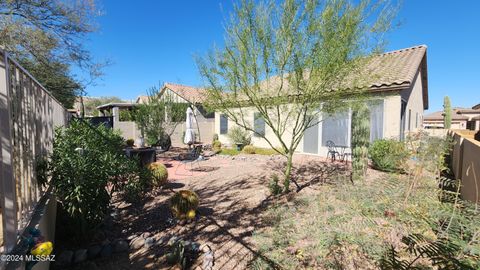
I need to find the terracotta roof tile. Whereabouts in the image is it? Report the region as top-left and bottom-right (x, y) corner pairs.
(365, 45), (427, 90)
(163, 83), (207, 103)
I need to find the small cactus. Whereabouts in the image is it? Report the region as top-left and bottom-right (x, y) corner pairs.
(443, 96), (452, 129)
(147, 162), (168, 186)
(170, 190), (199, 220)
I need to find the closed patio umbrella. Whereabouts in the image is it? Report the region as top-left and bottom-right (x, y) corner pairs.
(184, 106), (195, 145)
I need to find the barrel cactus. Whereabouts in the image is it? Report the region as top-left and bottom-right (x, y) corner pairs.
(170, 190), (199, 220)
(147, 162), (168, 186)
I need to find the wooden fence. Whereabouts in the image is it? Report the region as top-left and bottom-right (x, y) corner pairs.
(0, 51), (68, 254)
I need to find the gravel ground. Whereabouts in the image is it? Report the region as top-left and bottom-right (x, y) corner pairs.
(70, 153), (350, 269)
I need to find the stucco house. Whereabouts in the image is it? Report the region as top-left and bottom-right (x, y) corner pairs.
(423, 106), (480, 131)
(214, 45), (429, 156)
(96, 83), (214, 146)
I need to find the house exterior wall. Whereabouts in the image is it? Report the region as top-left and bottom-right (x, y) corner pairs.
(400, 69), (424, 134)
(213, 69), (426, 156)
(383, 94), (402, 139)
(215, 106), (295, 149)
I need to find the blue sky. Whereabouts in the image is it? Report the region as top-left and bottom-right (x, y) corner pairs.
(79, 1), (480, 112)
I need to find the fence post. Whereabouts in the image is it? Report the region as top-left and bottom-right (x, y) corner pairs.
(0, 52), (19, 252)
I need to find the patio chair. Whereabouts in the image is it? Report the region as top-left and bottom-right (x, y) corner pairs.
(153, 134), (172, 158)
(326, 140), (340, 162)
(174, 145), (203, 176)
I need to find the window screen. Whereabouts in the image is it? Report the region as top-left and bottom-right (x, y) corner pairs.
(368, 101), (384, 142)
(322, 110), (351, 147)
(253, 112), (265, 136)
(220, 114), (228, 134)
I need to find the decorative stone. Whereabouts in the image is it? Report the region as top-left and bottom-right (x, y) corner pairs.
(203, 250), (214, 270)
(56, 250), (74, 266)
(73, 249), (88, 264)
(200, 243), (211, 253)
(144, 237), (156, 248)
(100, 244), (113, 258)
(87, 245), (102, 259)
(130, 236), (146, 249)
(114, 239), (129, 253)
(127, 234), (137, 241)
(141, 232), (151, 238)
(167, 236), (179, 246)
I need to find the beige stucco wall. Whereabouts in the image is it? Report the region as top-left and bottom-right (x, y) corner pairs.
(400, 69), (425, 134)
(460, 138), (480, 203)
(450, 131), (480, 204)
(383, 94), (402, 139)
(213, 68), (426, 156)
(215, 105), (296, 150)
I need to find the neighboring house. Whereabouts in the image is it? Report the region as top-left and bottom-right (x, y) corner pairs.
(96, 83), (214, 146)
(215, 45), (429, 156)
(423, 106), (480, 130)
(158, 83), (214, 145)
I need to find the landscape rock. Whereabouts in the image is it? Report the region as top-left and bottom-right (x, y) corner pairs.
(87, 245), (102, 259)
(127, 234), (137, 241)
(114, 239), (129, 253)
(100, 244), (113, 258)
(56, 250), (74, 266)
(141, 232), (151, 238)
(144, 237), (156, 248)
(73, 249), (87, 264)
(167, 236), (179, 246)
(202, 250), (214, 270)
(130, 236), (146, 249)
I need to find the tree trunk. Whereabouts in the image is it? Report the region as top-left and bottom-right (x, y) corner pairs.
(283, 151), (294, 192)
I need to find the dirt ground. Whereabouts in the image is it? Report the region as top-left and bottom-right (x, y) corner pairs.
(71, 151), (351, 270)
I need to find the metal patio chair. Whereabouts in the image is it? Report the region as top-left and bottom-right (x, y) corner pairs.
(174, 145), (203, 176)
(326, 140), (340, 162)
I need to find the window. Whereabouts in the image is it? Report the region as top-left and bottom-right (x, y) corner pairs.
(220, 114), (228, 134)
(322, 110), (351, 147)
(408, 109), (412, 131)
(253, 112), (265, 136)
(368, 101), (384, 142)
(416, 112), (419, 128)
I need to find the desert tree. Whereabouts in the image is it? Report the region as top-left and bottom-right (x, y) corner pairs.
(197, 0), (397, 192)
(443, 96), (452, 129)
(134, 85), (189, 145)
(0, 0), (104, 107)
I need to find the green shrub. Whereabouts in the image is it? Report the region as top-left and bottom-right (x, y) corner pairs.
(148, 162), (168, 186)
(242, 145), (256, 154)
(212, 140), (222, 150)
(269, 174), (282, 196)
(227, 126), (251, 147)
(219, 148), (240, 155)
(125, 138), (135, 147)
(170, 190), (200, 220)
(369, 139), (408, 172)
(49, 120), (139, 237)
(212, 133), (219, 143)
(35, 155), (49, 188)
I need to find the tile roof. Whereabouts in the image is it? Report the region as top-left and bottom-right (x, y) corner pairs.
(424, 109), (470, 121)
(364, 45), (427, 91)
(163, 83), (207, 103)
(136, 95), (149, 104)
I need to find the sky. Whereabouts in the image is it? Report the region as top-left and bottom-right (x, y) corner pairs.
(79, 0), (480, 112)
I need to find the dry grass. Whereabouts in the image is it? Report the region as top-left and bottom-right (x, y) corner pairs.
(251, 170), (447, 269)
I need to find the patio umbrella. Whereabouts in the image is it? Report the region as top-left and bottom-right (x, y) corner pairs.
(184, 106), (195, 145)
